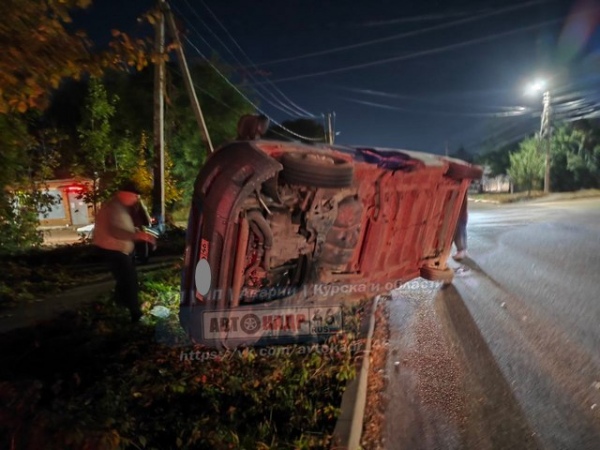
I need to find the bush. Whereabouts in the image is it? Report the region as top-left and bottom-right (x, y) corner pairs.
(0, 265), (363, 449)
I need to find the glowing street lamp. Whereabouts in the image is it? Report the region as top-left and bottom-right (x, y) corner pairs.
(525, 78), (547, 96)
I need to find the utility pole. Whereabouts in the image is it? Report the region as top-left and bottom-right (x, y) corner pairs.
(332, 111), (336, 144)
(152, 2), (166, 225)
(161, 0), (214, 154)
(325, 112), (336, 145)
(540, 90), (552, 194)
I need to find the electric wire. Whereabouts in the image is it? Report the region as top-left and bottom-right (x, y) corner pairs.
(254, 0), (548, 67)
(173, 2), (307, 119)
(340, 98), (532, 118)
(264, 18), (566, 83)
(182, 35), (325, 142)
(194, 0), (316, 118)
(166, 0), (600, 149)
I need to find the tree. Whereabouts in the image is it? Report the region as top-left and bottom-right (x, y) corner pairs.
(0, 114), (61, 252)
(508, 137), (545, 195)
(1, 0), (258, 234)
(474, 141), (518, 177)
(48, 59), (255, 211)
(0, 0), (154, 114)
(500, 120), (600, 194)
(75, 77), (163, 214)
(0, 0), (153, 251)
(76, 78), (120, 213)
(0, 0), (94, 113)
(550, 123), (600, 191)
(100, 60), (253, 209)
(129, 132), (181, 212)
(165, 62), (254, 203)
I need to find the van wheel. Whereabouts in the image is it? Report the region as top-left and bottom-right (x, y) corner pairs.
(281, 152), (354, 188)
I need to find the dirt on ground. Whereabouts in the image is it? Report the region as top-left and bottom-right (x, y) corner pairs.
(361, 295), (391, 449)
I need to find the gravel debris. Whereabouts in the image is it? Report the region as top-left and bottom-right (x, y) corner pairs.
(361, 297), (391, 450)
(403, 300), (469, 434)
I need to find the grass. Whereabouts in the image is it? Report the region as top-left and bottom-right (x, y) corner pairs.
(0, 227), (186, 309)
(0, 263), (364, 449)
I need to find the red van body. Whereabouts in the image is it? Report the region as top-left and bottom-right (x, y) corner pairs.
(179, 139), (482, 343)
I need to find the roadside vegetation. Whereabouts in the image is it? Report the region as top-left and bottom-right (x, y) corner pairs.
(1, 2), (598, 447)
(0, 228), (185, 309)
(0, 1), (331, 255)
(471, 121), (600, 196)
(0, 5), (361, 447)
(0, 263), (364, 449)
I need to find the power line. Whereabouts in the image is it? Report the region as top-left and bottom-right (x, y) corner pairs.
(253, 0), (548, 67)
(182, 35), (325, 142)
(195, 0), (315, 118)
(262, 18), (565, 83)
(176, 0), (315, 119)
(335, 85), (528, 110)
(444, 76), (600, 153)
(167, 65), (236, 110)
(360, 11), (473, 27)
(337, 89), (527, 117)
(340, 98), (533, 118)
(173, 2), (305, 119)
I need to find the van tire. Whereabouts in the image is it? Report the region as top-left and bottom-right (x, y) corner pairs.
(281, 152), (354, 188)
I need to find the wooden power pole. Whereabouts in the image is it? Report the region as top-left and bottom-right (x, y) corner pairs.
(152, 0), (215, 225)
(152, 3), (166, 224)
(161, 0), (214, 154)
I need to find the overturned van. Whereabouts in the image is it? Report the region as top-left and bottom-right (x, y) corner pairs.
(179, 138), (482, 346)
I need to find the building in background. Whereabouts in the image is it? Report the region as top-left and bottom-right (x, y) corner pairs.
(482, 173), (511, 193)
(38, 178), (95, 227)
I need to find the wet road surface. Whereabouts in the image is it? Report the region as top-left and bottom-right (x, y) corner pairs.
(380, 198), (600, 450)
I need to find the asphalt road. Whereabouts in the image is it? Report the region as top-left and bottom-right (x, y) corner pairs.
(382, 198), (600, 450)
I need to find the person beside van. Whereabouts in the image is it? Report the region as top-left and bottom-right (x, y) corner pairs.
(93, 180), (156, 322)
(452, 194), (468, 261)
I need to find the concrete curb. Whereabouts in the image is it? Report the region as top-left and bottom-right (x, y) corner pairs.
(332, 295), (380, 450)
(471, 199), (501, 204)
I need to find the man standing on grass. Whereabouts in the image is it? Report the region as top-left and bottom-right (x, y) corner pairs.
(93, 180), (156, 322)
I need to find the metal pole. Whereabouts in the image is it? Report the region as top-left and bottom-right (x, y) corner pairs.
(161, 0), (214, 154)
(152, 4), (166, 222)
(540, 91), (551, 194)
(332, 111), (336, 144)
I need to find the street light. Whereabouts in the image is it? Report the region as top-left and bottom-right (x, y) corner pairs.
(525, 78), (552, 194)
(525, 79), (547, 95)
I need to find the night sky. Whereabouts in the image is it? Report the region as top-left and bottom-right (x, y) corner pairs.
(78, 0), (600, 155)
